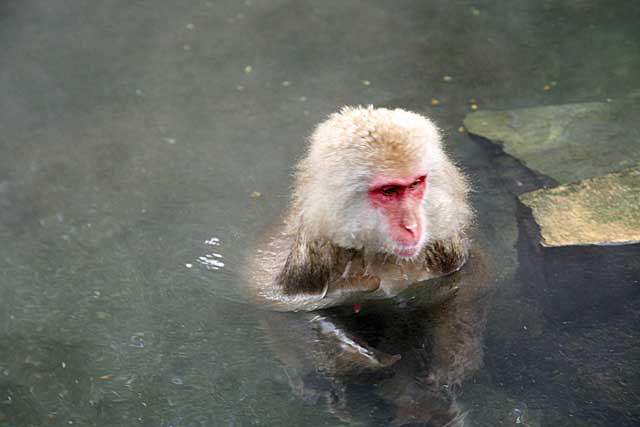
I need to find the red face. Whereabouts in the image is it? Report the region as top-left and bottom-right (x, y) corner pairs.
(368, 172), (427, 257)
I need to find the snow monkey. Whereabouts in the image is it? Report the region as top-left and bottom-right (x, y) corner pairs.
(248, 106), (489, 426)
(250, 106), (473, 311)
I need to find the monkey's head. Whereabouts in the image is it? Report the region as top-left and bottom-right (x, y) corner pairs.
(290, 106), (471, 260)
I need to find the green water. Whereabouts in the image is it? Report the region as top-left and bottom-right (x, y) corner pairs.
(1, 1), (639, 425)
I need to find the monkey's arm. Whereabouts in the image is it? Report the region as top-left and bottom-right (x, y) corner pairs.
(277, 271), (382, 311)
(422, 235), (469, 277)
(267, 233), (387, 309)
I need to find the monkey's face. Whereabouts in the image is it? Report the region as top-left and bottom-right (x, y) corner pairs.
(298, 106), (466, 257)
(367, 171), (428, 259)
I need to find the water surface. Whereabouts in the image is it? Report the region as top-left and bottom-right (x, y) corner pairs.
(1, 1), (639, 426)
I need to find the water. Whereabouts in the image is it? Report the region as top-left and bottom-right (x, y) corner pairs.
(1, 0), (639, 425)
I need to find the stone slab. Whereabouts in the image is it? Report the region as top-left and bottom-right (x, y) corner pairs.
(519, 167), (640, 247)
(463, 100), (640, 184)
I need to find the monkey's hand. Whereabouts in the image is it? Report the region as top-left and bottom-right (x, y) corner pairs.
(341, 274), (381, 292)
(324, 274), (380, 299)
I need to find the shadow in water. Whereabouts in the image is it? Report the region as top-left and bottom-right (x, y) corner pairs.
(259, 250), (495, 426)
(476, 201), (640, 427)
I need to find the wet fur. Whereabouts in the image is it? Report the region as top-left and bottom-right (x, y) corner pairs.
(249, 106), (485, 424)
(249, 106), (472, 310)
(279, 234), (468, 296)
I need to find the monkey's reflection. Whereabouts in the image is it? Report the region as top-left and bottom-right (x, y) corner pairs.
(260, 252), (492, 427)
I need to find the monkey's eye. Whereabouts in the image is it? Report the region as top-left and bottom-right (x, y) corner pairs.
(381, 186), (399, 196)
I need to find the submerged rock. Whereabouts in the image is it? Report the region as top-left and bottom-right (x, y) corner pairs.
(463, 99), (640, 184)
(519, 167), (640, 247)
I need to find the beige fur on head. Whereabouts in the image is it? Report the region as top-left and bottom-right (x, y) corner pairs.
(288, 105), (471, 253)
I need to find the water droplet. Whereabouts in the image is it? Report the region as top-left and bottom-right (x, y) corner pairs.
(197, 255), (225, 269)
(129, 335), (145, 349)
